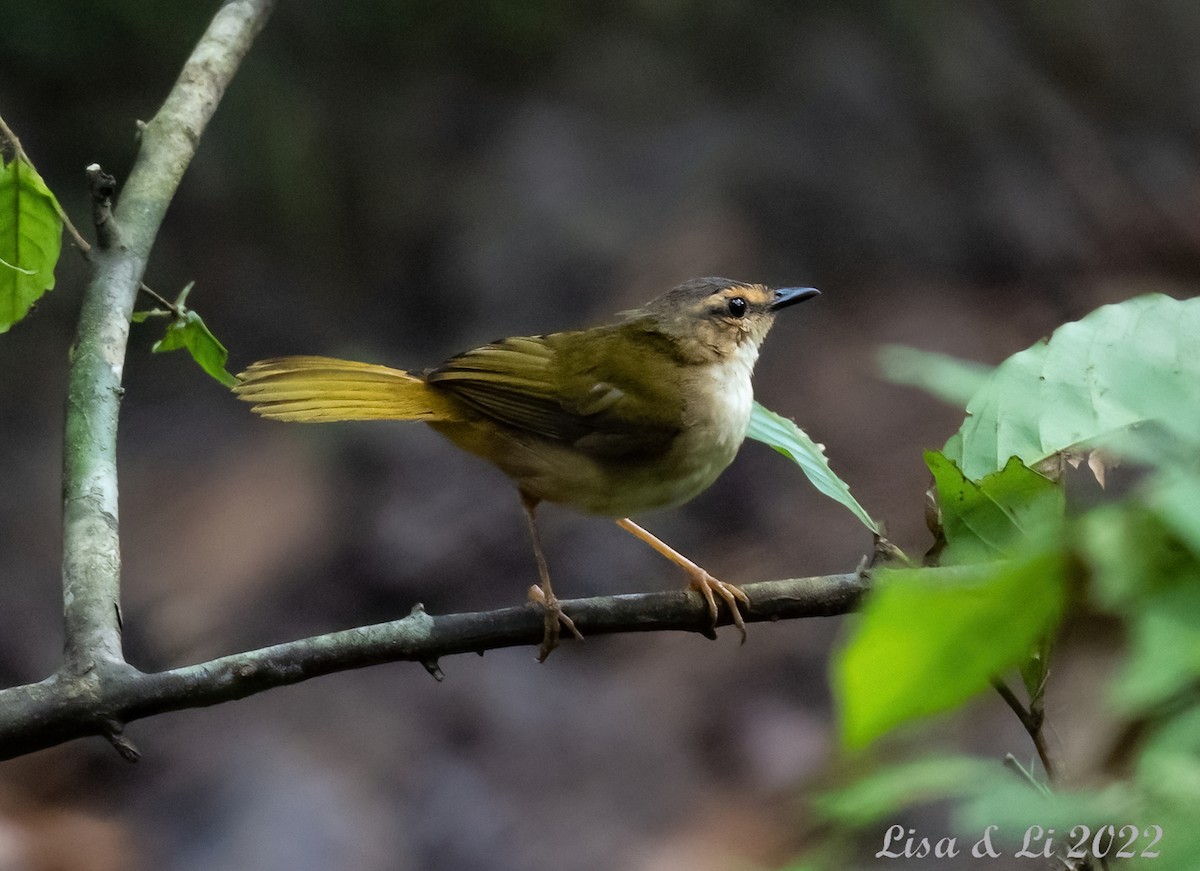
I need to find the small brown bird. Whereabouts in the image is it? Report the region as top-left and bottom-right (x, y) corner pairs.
(234, 278), (818, 659)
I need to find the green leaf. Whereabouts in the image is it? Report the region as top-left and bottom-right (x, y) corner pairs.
(956, 780), (1132, 835)
(878, 345), (992, 407)
(151, 309), (237, 387)
(1131, 709), (1200, 871)
(1128, 724), (1200, 871)
(1149, 470), (1200, 557)
(815, 756), (999, 826)
(0, 155), (63, 332)
(943, 294), (1200, 479)
(1081, 505), (1193, 608)
(926, 453), (1064, 564)
(747, 402), (879, 534)
(1079, 505), (1200, 713)
(1138, 706), (1200, 805)
(1114, 578), (1200, 712)
(834, 554), (1066, 749)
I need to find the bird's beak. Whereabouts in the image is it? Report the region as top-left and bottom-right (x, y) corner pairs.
(769, 286), (820, 311)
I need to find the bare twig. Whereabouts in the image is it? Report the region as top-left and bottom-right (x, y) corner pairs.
(136, 283), (179, 313)
(0, 111), (94, 253)
(0, 572), (867, 760)
(0, 113), (24, 159)
(85, 164), (118, 249)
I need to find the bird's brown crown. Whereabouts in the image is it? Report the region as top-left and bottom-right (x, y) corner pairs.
(627, 277), (782, 363)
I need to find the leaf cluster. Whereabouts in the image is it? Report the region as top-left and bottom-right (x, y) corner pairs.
(131, 281), (236, 386)
(804, 294), (1200, 869)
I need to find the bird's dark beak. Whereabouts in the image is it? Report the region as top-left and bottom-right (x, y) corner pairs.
(769, 286), (820, 311)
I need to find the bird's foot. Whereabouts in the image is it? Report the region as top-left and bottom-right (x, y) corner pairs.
(687, 569), (749, 643)
(528, 584), (584, 661)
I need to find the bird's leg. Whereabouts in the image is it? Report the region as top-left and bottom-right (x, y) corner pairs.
(615, 517), (749, 642)
(521, 493), (583, 661)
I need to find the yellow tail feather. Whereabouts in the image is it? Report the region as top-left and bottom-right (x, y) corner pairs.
(233, 356), (461, 422)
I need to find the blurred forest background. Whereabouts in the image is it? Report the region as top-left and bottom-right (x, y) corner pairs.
(3, 1), (1200, 869)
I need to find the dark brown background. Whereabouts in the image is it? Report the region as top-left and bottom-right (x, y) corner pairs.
(2, 2), (1198, 868)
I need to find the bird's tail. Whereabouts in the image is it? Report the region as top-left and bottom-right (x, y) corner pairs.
(233, 356), (460, 423)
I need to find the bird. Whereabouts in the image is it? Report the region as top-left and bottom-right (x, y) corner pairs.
(233, 277), (819, 659)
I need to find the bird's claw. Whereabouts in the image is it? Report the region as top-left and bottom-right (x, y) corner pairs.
(688, 570), (749, 643)
(528, 584), (584, 661)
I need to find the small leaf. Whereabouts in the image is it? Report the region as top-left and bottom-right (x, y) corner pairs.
(833, 554), (1066, 749)
(925, 453), (1064, 564)
(877, 345), (992, 407)
(0, 155), (63, 332)
(152, 309), (237, 387)
(747, 402), (879, 534)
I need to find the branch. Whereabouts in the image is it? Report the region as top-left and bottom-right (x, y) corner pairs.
(0, 572), (867, 760)
(60, 0), (276, 677)
(992, 677), (1055, 781)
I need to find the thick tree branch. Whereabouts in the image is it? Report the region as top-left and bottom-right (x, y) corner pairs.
(60, 0), (276, 677)
(0, 572), (866, 760)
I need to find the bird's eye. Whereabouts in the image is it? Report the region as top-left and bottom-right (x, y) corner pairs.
(726, 297), (748, 318)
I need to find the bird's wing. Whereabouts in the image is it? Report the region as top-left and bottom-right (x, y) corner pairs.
(426, 327), (684, 457)
(426, 336), (579, 441)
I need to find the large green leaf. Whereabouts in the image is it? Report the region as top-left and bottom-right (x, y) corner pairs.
(926, 453), (1064, 564)
(0, 156), (62, 332)
(834, 553), (1066, 749)
(747, 402), (879, 534)
(943, 294), (1200, 479)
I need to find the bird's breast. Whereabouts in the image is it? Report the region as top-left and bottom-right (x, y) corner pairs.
(682, 347), (758, 444)
(594, 342), (758, 515)
(672, 345), (757, 471)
